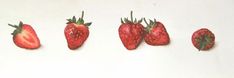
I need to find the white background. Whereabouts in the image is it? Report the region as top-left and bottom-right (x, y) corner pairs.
(0, 0), (234, 78)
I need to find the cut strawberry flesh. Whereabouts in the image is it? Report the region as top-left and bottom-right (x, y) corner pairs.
(14, 29), (40, 49)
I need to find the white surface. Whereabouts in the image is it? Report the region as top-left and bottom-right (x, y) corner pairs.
(0, 0), (234, 78)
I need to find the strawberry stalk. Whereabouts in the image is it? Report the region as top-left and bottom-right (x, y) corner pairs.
(143, 18), (157, 33)
(143, 18), (149, 26)
(199, 36), (206, 51)
(121, 18), (124, 24)
(66, 11), (92, 27)
(198, 35), (211, 51)
(120, 11), (142, 24)
(8, 21), (23, 35)
(130, 11), (133, 22)
(81, 11), (84, 19)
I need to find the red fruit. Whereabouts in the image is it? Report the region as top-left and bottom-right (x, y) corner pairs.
(192, 28), (215, 51)
(118, 11), (144, 50)
(65, 11), (92, 50)
(143, 18), (170, 45)
(8, 21), (41, 49)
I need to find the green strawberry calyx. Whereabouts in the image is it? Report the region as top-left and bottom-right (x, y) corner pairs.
(197, 34), (212, 51)
(66, 11), (92, 27)
(8, 21), (24, 36)
(121, 11), (142, 24)
(143, 18), (157, 33)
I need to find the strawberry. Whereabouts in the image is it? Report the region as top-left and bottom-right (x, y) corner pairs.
(64, 11), (92, 50)
(192, 28), (215, 51)
(143, 18), (170, 45)
(118, 11), (144, 50)
(8, 21), (41, 49)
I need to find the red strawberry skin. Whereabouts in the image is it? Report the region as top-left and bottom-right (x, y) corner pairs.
(144, 19), (170, 45)
(65, 23), (89, 50)
(9, 22), (40, 49)
(192, 28), (215, 51)
(119, 23), (144, 50)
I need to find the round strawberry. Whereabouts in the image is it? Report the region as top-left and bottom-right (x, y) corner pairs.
(118, 11), (144, 50)
(192, 28), (215, 51)
(65, 11), (92, 50)
(9, 21), (41, 49)
(143, 18), (170, 45)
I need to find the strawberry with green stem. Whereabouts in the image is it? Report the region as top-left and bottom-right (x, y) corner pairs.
(192, 28), (215, 51)
(64, 11), (92, 50)
(9, 21), (41, 49)
(118, 11), (144, 50)
(143, 18), (170, 45)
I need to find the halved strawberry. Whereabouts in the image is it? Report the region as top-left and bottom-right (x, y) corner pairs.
(118, 11), (144, 50)
(192, 28), (215, 51)
(143, 18), (170, 45)
(8, 21), (41, 49)
(65, 11), (92, 50)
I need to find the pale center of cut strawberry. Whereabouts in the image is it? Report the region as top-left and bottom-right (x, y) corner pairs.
(18, 30), (38, 46)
